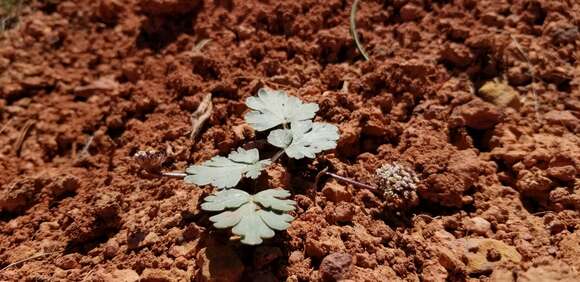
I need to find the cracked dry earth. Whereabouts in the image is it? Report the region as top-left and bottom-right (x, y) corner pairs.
(0, 0), (579, 281)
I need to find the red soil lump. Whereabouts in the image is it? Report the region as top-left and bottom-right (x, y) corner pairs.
(0, 0), (579, 281)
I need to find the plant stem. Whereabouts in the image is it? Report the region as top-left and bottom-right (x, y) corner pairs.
(162, 172), (187, 178)
(324, 171), (377, 191)
(271, 149), (285, 162)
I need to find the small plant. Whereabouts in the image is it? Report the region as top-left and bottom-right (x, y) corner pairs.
(184, 88), (340, 245)
(315, 163), (420, 211)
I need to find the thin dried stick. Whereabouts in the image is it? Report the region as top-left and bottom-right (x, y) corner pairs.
(0, 251), (57, 272)
(314, 167), (329, 191)
(75, 134), (94, 162)
(314, 167), (377, 191)
(190, 94), (213, 140)
(350, 0), (370, 61)
(14, 119), (34, 156)
(194, 39), (212, 51)
(509, 34), (540, 122)
(325, 171), (377, 190)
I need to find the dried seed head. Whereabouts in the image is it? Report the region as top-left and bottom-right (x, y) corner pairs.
(375, 163), (419, 210)
(134, 150), (166, 172)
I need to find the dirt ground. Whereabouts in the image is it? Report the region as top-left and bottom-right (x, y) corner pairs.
(0, 0), (579, 281)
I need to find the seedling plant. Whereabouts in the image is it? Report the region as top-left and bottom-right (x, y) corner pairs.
(183, 88), (340, 245)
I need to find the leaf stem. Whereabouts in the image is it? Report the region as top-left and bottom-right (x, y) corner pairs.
(162, 172), (187, 178)
(323, 171), (377, 191)
(270, 150), (285, 163)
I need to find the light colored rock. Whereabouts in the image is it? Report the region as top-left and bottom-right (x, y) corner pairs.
(140, 268), (187, 282)
(478, 80), (521, 109)
(107, 269), (139, 282)
(464, 239), (521, 274)
(465, 217), (491, 235)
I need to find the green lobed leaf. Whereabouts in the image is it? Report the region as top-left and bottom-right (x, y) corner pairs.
(269, 121), (339, 159)
(184, 147), (271, 189)
(201, 189), (251, 211)
(203, 188), (296, 245)
(254, 189), (296, 211)
(244, 88), (319, 131)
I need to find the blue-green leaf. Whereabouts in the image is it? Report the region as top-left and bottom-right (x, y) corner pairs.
(245, 88), (319, 131)
(184, 147), (271, 189)
(202, 188), (296, 245)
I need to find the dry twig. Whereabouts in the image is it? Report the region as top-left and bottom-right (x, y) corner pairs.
(0, 251), (58, 272)
(14, 119), (34, 156)
(350, 0), (370, 61)
(194, 38), (212, 52)
(509, 34), (541, 122)
(75, 134), (95, 162)
(314, 167), (377, 191)
(190, 94), (213, 140)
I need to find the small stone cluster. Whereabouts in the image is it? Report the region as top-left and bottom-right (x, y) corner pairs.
(375, 163), (420, 210)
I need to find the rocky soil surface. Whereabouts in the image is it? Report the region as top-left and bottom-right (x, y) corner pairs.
(0, 0), (579, 281)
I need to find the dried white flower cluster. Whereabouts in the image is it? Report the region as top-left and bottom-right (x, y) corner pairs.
(375, 163), (419, 209)
(134, 150), (166, 173)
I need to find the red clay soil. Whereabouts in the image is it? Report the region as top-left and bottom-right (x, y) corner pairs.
(0, 0), (579, 281)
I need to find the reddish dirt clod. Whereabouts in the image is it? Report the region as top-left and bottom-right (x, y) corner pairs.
(0, 0), (579, 281)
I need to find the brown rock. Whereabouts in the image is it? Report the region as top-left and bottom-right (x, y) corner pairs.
(334, 202), (354, 223)
(440, 43), (474, 67)
(305, 238), (326, 259)
(421, 261), (448, 282)
(436, 247), (465, 272)
(253, 246), (283, 269)
(400, 3), (424, 21)
(322, 181), (352, 203)
(547, 165), (576, 182)
(97, 0), (124, 23)
(544, 110), (579, 130)
(74, 76), (119, 97)
(319, 253), (353, 282)
(449, 99), (502, 130)
(55, 254), (80, 270)
(0, 178), (44, 213)
(196, 245), (244, 282)
(103, 239), (119, 259)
